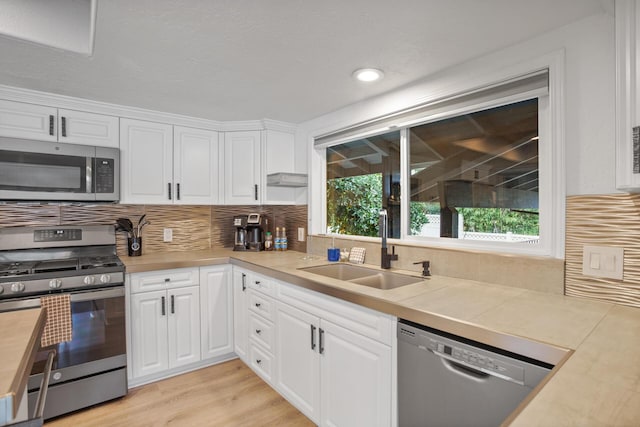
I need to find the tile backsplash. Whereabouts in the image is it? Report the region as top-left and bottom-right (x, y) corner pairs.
(0, 203), (307, 256)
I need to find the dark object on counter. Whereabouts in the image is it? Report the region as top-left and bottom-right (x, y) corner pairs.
(413, 260), (431, 276)
(233, 215), (248, 251)
(128, 236), (142, 256)
(246, 213), (265, 251)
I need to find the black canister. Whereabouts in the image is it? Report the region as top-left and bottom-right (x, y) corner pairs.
(128, 237), (142, 256)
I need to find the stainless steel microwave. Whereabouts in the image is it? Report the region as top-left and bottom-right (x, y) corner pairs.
(0, 137), (119, 202)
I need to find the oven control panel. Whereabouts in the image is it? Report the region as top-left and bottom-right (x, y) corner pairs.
(34, 229), (82, 242)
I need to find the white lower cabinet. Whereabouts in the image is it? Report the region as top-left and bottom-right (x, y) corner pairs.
(275, 300), (321, 421)
(319, 319), (392, 427)
(200, 265), (234, 359)
(232, 268), (250, 362)
(129, 266), (234, 384)
(232, 266), (395, 427)
(130, 284), (200, 378)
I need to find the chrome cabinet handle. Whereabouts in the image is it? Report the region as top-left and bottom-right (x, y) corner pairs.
(311, 324), (317, 350)
(319, 328), (325, 354)
(254, 184), (258, 200)
(168, 183), (172, 200)
(49, 115), (55, 136)
(61, 116), (67, 137)
(161, 296), (166, 316)
(171, 295), (175, 314)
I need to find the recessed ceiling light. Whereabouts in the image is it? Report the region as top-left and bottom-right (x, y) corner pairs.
(353, 68), (384, 82)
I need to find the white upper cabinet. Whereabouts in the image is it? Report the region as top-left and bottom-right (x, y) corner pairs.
(0, 99), (118, 147)
(58, 109), (119, 148)
(616, 0), (640, 191)
(224, 130), (262, 204)
(262, 129), (305, 204)
(120, 118), (173, 204)
(174, 126), (221, 204)
(120, 119), (220, 204)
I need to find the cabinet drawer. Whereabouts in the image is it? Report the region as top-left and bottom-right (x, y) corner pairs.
(130, 268), (199, 294)
(248, 290), (275, 321)
(248, 274), (275, 296)
(249, 313), (274, 352)
(249, 343), (273, 384)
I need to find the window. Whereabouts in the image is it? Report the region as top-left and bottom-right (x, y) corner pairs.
(317, 71), (555, 255)
(326, 131), (400, 237)
(409, 99), (539, 244)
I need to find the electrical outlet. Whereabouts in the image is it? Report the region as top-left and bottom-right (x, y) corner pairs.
(163, 228), (173, 242)
(298, 227), (305, 242)
(582, 245), (623, 280)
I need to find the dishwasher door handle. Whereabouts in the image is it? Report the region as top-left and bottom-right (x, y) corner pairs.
(434, 350), (523, 385)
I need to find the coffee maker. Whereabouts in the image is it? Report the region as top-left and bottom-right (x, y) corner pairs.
(246, 213), (265, 251)
(233, 215), (248, 251)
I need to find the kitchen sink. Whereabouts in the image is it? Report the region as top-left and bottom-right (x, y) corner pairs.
(299, 264), (424, 290)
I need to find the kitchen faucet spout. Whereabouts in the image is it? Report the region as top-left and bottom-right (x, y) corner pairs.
(380, 209), (398, 269)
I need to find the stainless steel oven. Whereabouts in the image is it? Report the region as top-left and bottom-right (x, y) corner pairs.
(0, 226), (127, 421)
(0, 137), (119, 202)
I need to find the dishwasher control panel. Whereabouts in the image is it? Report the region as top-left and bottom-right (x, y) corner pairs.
(425, 337), (525, 384)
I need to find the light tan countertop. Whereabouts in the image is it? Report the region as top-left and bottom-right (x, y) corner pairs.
(0, 308), (46, 425)
(123, 249), (640, 426)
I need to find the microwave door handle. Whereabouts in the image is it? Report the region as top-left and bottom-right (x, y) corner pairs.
(87, 157), (93, 194)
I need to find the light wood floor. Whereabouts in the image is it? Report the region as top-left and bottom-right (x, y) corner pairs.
(45, 359), (315, 427)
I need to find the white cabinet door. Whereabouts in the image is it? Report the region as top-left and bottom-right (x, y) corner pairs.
(57, 109), (119, 148)
(120, 118), (173, 204)
(131, 290), (169, 378)
(174, 126), (221, 204)
(263, 129), (301, 204)
(320, 320), (392, 427)
(0, 99), (57, 141)
(200, 265), (234, 360)
(168, 286), (201, 368)
(233, 268), (250, 361)
(275, 301), (321, 423)
(224, 130), (261, 204)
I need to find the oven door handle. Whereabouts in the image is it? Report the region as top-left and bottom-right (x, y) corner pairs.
(32, 350), (56, 419)
(0, 286), (125, 311)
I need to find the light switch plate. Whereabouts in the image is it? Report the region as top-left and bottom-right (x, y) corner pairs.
(582, 245), (623, 280)
(163, 228), (173, 242)
(298, 227), (305, 242)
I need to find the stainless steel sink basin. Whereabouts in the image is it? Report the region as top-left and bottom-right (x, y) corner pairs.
(299, 264), (423, 289)
(349, 272), (423, 290)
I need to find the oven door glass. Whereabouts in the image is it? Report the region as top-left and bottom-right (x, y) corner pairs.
(0, 149), (89, 193)
(31, 288), (126, 374)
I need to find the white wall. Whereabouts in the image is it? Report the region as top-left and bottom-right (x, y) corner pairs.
(298, 11), (617, 235)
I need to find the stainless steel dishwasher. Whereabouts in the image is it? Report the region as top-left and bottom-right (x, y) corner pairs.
(397, 319), (553, 427)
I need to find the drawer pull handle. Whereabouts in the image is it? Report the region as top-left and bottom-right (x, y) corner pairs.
(319, 328), (325, 354)
(255, 281), (261, 286)
(311, 324), (317, 350)
(164, 278), (170, 282)
(256, 359), (262, 364)
(255, 329), (262, 334)
(161, 296), (166, 316)
(255, 303), (261, 308)
(241, 273), (246, 291)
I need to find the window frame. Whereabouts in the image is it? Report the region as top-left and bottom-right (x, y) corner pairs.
(311, 55), (565, 259)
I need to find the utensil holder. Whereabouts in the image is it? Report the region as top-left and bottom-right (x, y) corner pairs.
(128, 237), (142, 257)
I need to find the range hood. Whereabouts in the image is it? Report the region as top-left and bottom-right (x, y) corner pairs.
(266, 173), (308, 187)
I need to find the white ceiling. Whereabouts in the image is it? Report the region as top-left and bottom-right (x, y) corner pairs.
(0, 0), (608, 123)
